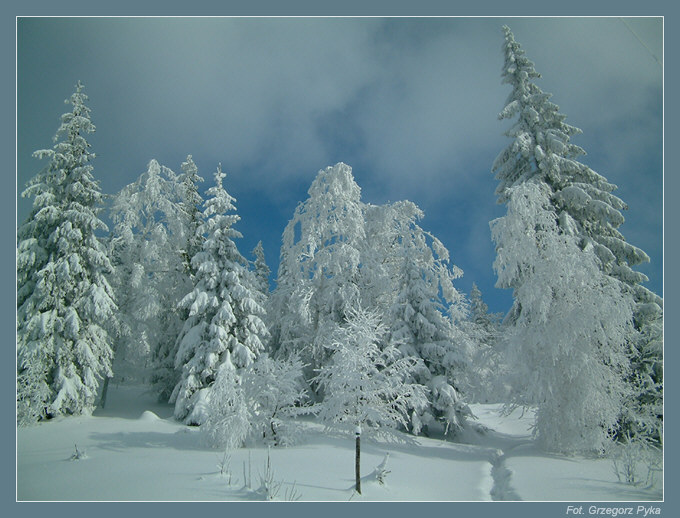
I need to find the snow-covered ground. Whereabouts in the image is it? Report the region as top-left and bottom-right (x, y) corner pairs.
(16, 384), (662, 502)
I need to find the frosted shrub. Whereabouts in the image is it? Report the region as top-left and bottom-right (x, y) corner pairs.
(372, 453), (391, 485)
(257, 448), (282, 500)
(250, 448), (302, 501)
(241, 354), (309, 446)
(217, 450), (235, 485)
(427, 376), (473, 435)
(201, 363), (251, 449)
(611, 434), (662, 487)
(69, 444), (87, 461)
(201, 353), (308, 449)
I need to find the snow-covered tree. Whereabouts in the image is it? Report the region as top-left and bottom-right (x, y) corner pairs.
(201, 358), (251, 449)
(171, 165), (267, 424)
(493, 25), (662, 442)
(201, 352), (308, 449)
(381, 203), (473, 436)
(108, 159), (191, 398)
(152, 157), (205, 400)
(313, 307), (429, 437)
(491, 182), (634, 453)
(469, 283), (496, 331)
(465, 283), (505, 403)
(494, 26), (658, 303)
(270, 163), (475, 434)
(17, 81), (116, 423)
(242, 353), (309, 446)
(621, 303), (663, 445)
(252, 241), (270, 294)
(177, 155), (204, 277)
(269, 163), (365, 383)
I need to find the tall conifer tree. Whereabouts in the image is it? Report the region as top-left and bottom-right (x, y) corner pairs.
(17, 82), (116, 423)
(492, 26), (662, 445)
(171, 165), (268, 424)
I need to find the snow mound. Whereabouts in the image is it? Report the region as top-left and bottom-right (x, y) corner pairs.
(138, 410), (161, 421)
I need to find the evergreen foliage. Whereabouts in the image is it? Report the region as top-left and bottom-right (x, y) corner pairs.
(251, 240), (271, 311)
(177, 155), (205, 278)
(494, 26), (658, 306)
(201, 353), (308, 448)
(108, 159), (192, 398)
(269, 163), (475, 434)
(383, 206), (473, 434)
(171, 165), (268, 424)
(465, 283), (505, 403)
(492, 182), (634, 453)
(493, 26), (662, 445)
(17, 82), (116, 423)
(17, 27), (660, 460)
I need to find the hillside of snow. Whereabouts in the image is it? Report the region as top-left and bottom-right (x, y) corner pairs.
(16, 384), (662, 502)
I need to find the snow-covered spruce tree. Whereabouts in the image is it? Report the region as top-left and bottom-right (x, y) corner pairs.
(107, 159), (191, 398)
(491, 182), (634, 453)
(152, 156), (205, 399)
(621, 303), (663, 444)
(494, 25), (658, 302)
(269, 163), (365, 387)
(177, 155), (205, 278)
(17, 81), (116, 423)
(378, 201), (474, 436)
(171, 165), (267, 424)
(313, 307), (428, 437)
(469, 283), (497, 331)
(251, 241), (271, 305)
(466, 283), (505, 403)
(493, 26), (662, 442)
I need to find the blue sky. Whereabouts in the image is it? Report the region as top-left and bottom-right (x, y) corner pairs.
(16, 17), (663, 314)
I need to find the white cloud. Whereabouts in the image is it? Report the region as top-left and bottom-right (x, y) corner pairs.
(19, 17), (661, 192)
(17, 17), (663, 302)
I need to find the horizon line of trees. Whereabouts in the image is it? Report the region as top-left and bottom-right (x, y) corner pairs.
(17, 27), (662, 456)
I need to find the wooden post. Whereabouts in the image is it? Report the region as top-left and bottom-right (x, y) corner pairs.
(355, 425), (361, 495)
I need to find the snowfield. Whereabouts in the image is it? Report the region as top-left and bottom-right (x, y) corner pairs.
(16, 384), (662, 502)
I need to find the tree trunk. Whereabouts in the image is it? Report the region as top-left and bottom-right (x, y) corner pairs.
(99, 376), (111, 409)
